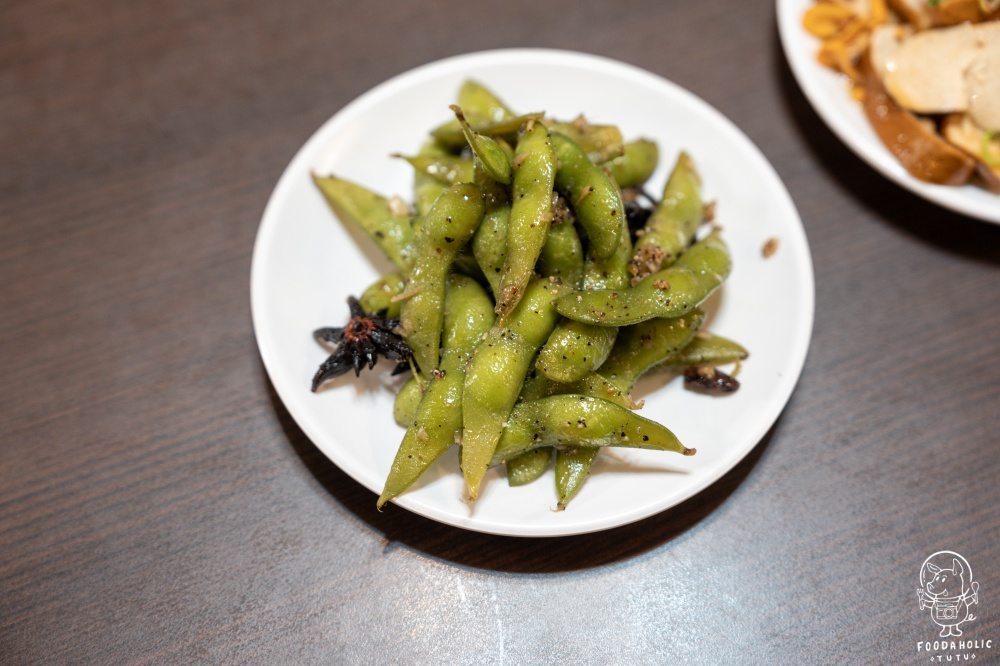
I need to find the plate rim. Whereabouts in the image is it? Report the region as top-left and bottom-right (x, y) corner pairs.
(775, 0), (1000, 224)
(251, 47), (816, 537)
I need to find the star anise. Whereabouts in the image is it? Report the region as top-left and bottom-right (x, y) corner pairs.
(311, 296), (413, 391)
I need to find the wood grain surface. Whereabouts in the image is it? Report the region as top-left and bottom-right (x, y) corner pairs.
(2, 1), (998, 664)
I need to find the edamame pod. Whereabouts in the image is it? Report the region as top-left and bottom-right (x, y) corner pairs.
(536, 213), (632, 383)
(661, 332), (749, 368)
(543, 323), (740, 511)
(432, 113), (545, 151)
(496, 121), (556, 320)
(629, 152), (704, 283)
(359, 271), (406, 319)
(506, 447), (553, 487)
(536, 206), (584, 287)
(396, 153), (474, 186)
(457, 79), (514, 123)
(553, 229), (730, 327)
(400, 183), (485, 372)
(461, 279), (561, 500)
(582, 215), (633, 290)
(545, 118), (625, 163)
(471, 203), (510, 298)
(411, 140), (452, 217)
(393, 375), (422, 427)
(604, 139), (660, 189)
(598, 310), (707, 387)
(555, 309), (706, 506)
(535, 319), (617, 383)
(378, 275), (496, 508)
(489, 394), (695, 467)
(427, 80), (516, 150)
(453, 105), (513, 185)
(551, 132), (624, 261)
(555, 448), (597, 510)
(519, 369), (639, 410)
(312, 174), (415, 271)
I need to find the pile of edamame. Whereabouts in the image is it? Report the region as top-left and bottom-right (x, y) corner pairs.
(312, 81), (747, 510)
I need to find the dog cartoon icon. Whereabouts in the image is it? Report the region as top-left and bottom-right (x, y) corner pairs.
(917, 551), (980, 637)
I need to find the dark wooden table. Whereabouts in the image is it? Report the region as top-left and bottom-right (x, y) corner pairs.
(3, 1), (998, 664)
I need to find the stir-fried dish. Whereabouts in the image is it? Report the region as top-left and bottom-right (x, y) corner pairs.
(804, 0), (1000, 191)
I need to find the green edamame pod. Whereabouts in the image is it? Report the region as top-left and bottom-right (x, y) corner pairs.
(598, 310), (707, 387)
(555, 448), (597, 510)
(396, 153), (474, 186)
(506, 447), (553, 487)
(535, 313), (709, 412)
(457, 79), (514, 123)
(554, 309), (705, 507)
(535, 319), (617, 383)
(379, 275), (496, 508)
(536, 207), (584, 287)
(472, 203), (510, 298)
(427, 80), (517, 150)
(496, 121), (556, 320)
(536, 212), (631, 383)
(432, 113), (545, 152)
(661, 332), (749, 368)
(393, 375), (422, 428)
(462, 279), (561, 500)
(411, 140), (451, 216)
(604, 139), (660, 189)
(312, 174), (415, 271)
(520, 309), (708, 478)
(489, 395), (695, 467)
(359, 272), (406, 319)
(553, 229), (730, 327)
(551, 132), (624, 261)
(400, 183), (485, 372)
(452, 105), (513, 186)
(519, 369), (639, 410)
(582, 214), (633, 290)
(545, 119), (624, 163)
(629, 152), (704, 283)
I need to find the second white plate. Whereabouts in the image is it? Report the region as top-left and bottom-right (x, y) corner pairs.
(251, 48), (815, 536)
(777, 0), (1000, 224)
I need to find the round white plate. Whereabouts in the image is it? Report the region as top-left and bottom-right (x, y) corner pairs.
(777, 0), (1000, 224)
(251, 49), (814, 537)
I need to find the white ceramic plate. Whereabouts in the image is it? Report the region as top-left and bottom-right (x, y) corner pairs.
(777, 0), (1000, 224)
(251, 49), (814, 537)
